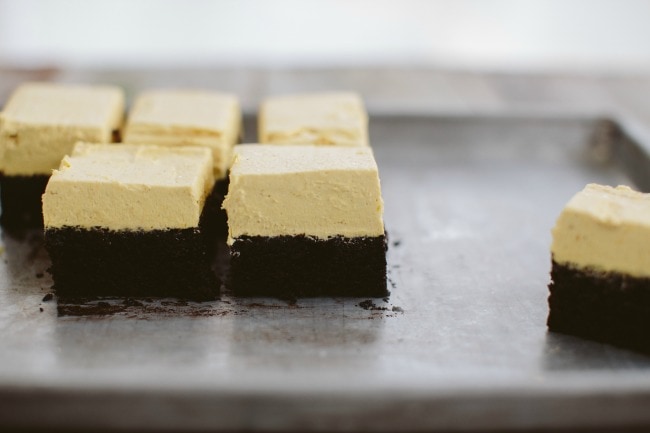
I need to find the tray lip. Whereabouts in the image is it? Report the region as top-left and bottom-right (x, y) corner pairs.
(3, 378), (650, 431)
(363, 110), (621, 131)
(367, 112), (650, 194)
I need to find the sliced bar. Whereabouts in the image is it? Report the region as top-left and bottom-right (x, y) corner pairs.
(259, 92), (368, 146)
(0, 82), (124, 229)
(223, 144), (387, 297)
(43, 143), (218, 301)
(548, 183), (650, 353)
(123, 89), (242, 235)
(123, 89), (241, 179)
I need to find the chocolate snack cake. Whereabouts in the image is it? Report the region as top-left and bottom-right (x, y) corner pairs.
(548, 184), (650, 353)
(42, 143), (218, 301)
(222, 144), (387, 298)
(0, 82), (124, 230)
(258, 92), (368, 146)
(123, 89), (242, 235)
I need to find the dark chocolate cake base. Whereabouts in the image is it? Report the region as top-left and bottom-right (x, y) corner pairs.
(548, 260), (650, 354)
(45, 225), (218, 302)
(0, 174), (49, 231)
(204, 177), (229, 240)
(228, 234), (388, 298)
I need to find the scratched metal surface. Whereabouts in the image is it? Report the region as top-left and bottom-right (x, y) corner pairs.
(2, 116), (650, 431)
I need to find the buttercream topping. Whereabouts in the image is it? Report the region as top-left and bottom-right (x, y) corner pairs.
(43, 143), (214, 231)
(551, 184), (650, 278)
(223, 144), (384, 244)
(259, 92), (368, 146)
(0, 82), (124, 175)
(123, 89), (241, 179)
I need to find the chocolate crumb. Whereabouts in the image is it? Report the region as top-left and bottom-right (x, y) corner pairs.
(57, 303), (124, 317)
(392, 306), (404, 313)
(245, 302), (286, 309)
(39, 308), (43, 312)
(42, 293), (54, 302)
(358, 300), (373, 310)
(111, 128), (121, 142)
(358, 299), (389, 311)
(392, 240), (402, 247)
(122, 298), (143, 307)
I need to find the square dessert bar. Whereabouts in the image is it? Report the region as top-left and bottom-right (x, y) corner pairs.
(223, 144), (387, 297)
(123, 89), (242, 180)
(548, 184), (650, 353)
(43, 143), (218, 301)
(258, 92), (368, 146)
(0, 82), (124, 229)
(123, 89), (242, 235)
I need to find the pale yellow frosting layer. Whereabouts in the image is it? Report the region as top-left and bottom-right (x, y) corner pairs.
(259, 92), (368, 146)
(0, 82), (124, 175)
(123, 89), (242, 179)
(43, 143), (214, 231)
(222, 144), (384, 244)
(551, 184), (650, 277)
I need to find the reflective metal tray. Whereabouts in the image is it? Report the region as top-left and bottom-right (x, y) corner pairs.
(2, 115), (650, 431)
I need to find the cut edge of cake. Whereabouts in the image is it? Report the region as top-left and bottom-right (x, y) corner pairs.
(548, 183), (650, 353)
(223, 144), (387, 298)
(43, 142), (219, 301)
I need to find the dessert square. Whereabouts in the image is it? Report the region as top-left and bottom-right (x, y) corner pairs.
(548, 184), (650, 353)
(43, 143), (218, 301)
(123, 89), (242, 180)
(258, 92), (368, 146)
(123, 89), (242, 236)
(0, 82), (124, 229)
(222, 144), (387, 297)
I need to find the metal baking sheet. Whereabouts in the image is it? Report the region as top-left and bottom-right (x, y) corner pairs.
(2, 115), (650, 431)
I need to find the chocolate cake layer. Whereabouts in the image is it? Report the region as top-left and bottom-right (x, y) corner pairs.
(111, 128), (121, 142)
(228, 234), (388, 298)
(204, 177), (229, 241)
(548, 260), (650, 354)
(45, 226), (218, 301)
(0, 174), (49, 230)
